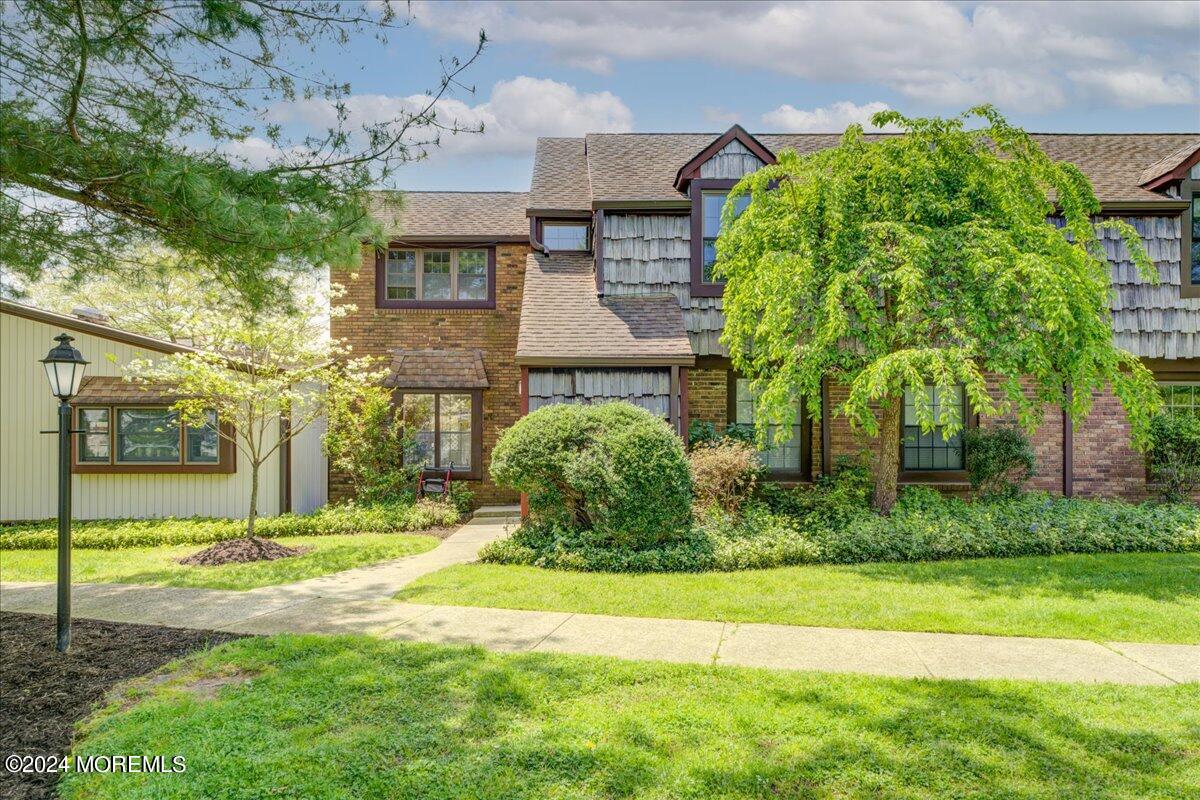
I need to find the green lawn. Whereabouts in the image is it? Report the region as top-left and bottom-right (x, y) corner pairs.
(397, 552), (1200, 644)
(1, 533), (438, 590)
(62, 635), (1198, 800)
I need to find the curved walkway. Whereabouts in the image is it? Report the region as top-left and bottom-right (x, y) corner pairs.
(3, 517), (1197, 686)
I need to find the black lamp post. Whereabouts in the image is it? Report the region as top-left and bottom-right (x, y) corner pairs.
(41, 333), (88, 652)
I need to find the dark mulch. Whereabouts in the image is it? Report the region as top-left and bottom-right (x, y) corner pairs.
(0, 612), (241, 800)
(177, 536), (309, 566)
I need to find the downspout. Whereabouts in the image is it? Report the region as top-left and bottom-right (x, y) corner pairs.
(1062, 383), (1074, 498)
(820, 376), (832, 477)
(593, 208), (605, 296)
(529, 217), (546, 253)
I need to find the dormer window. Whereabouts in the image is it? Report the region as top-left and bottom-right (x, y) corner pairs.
(690, 179), (748, 297)
(542, 222), (590, 251)
(701, 189), (750, 282)
(1185, 164), (1199, 297)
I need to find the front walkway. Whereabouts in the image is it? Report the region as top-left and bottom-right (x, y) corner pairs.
(2, 517), (1197, 686)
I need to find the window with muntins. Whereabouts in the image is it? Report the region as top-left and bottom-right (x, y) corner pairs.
(542, 223), (589, 251)
(383, 248), (491, 304)
(732, 377), (805, 474)
(1160, 383), (1200, 417)
(399, 392), (481, 476)
(701, 191), (749, 282)
(902, 386), (966, 470)
(74, 405), (229, 472)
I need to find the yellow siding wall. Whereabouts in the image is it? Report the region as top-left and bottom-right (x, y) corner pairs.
(1, 312), (282, 521)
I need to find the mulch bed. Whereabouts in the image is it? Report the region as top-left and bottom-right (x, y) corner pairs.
(0, 612), (241, 800)
(177, 536), (310, 566)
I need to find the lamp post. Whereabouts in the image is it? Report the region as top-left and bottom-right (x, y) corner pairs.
(41, 333), (88, 652)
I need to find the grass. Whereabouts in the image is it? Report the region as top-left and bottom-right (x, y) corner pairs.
(0, 533), (438, 590)
(62, 635), (1199, 800)
(397, 552), (1200, 644)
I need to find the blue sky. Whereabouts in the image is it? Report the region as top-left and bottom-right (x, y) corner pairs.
(259, 1), (1200, 192)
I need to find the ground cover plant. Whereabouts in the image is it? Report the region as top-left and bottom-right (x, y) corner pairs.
(1, 532), (438, 591)
(58, 635), (1200, 800)
(399, 552), (1200, 644)
(0, 499), (462, 551)
(481, 473), (1199, 574)
(1, 612), (240, 800)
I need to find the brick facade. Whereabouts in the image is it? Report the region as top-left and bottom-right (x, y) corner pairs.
(684, 365), (1191, 500)
(330, 243), (530, 507)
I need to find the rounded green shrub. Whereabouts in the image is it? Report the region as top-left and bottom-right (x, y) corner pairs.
(963, 426), (1036, 498)
(489, 402), (693, 548)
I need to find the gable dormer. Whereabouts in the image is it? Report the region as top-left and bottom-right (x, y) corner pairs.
(674, 124), (775, 193)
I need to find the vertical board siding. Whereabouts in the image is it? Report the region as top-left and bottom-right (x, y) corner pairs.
(527, 368), (674, 419)
(600, 213), (726, 356)
(1, 312), (283, 521)
(289, 387), (328, 515)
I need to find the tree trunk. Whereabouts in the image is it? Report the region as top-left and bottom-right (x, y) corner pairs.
(246, 463), (260, 546)
(871, 395), (903, 515)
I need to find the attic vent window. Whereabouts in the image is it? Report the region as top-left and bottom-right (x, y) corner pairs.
(543, 223), (589, 251)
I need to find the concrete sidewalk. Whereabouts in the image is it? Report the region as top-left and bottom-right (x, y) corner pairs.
(3, 515), (1197, 686)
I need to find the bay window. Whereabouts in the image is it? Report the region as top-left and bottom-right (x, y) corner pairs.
(73, 405), (232, 473)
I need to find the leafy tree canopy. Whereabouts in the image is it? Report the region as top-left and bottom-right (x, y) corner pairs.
(717, 106), (1163, 511)
(1, 0), (484, 307)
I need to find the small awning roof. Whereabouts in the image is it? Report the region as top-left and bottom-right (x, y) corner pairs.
(382, 349), (490, 390)
(72, 376), (182, 405)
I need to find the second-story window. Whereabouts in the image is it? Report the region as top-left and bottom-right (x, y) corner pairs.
(701, 190), (749, 282)
(383, 248), (492, 304)
(1187, 165), (1199, 292)
(543, 223), (589, 251)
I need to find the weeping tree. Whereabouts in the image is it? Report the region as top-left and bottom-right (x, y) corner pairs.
(0, 1), (484, 307)
(717, 106), (1163, 513)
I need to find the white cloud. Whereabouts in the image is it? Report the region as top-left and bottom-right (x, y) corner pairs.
(410, 1), (1199, 113)
(761, 101), (897, 132)
(268, 76), (632, 159)
(701, 105), (741, 126)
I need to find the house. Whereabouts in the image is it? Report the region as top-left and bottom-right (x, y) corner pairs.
(331, 128), (1200, 505)
(0, 300), (327, 521)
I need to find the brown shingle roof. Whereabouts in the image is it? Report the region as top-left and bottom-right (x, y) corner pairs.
(382, 349), (489, 389)
(72, 376), (182, 405)
(551, 132), (1199, 206)
(1137, 140), (1200, 187)
(516, 252), (694, 366)
(369, 191), (529, 240)
(529, 138), (592, 213)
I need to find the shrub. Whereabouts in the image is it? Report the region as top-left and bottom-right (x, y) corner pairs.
(688, 419), (756, 449)
(1147, 413), (1200, 503)
(689, 439), (761, 513)
(489, 402), (692, 548)
(481, 488), (1199, 573)
(757, 457), (871, 528)
(0, 500), (461, 551)
(963, 426), (1036, 498)
(323, 384), (424, 503)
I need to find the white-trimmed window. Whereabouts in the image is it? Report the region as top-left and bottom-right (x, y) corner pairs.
(385, 249), (490, 302)
(542, 223), (589, 251)
(1160, 383), (1200, 417)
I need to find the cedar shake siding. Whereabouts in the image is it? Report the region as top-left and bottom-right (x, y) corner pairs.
(336, 130), (1198, 505)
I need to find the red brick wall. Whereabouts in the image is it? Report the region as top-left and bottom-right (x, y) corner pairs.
(329, 244), (529, 507)
(686, 368), (728, 430)
(1071, 388), (1150, 501)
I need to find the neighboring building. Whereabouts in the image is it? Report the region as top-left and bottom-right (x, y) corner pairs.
(333, 127), (1200, 503)
(0, 300), (326, 521)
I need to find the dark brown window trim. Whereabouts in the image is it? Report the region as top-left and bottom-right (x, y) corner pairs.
(674, 124), (776, 192)
(1181, 175), (1199, 299)
(375, 244), (497, 310)
(690, 179), (739, 298)
(726, 371), (813, 482)
(534, 218), (592, 254)
(71, 405), (236, 475)
(392, 389), (484, 481)
(897, 388), (978, 483)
